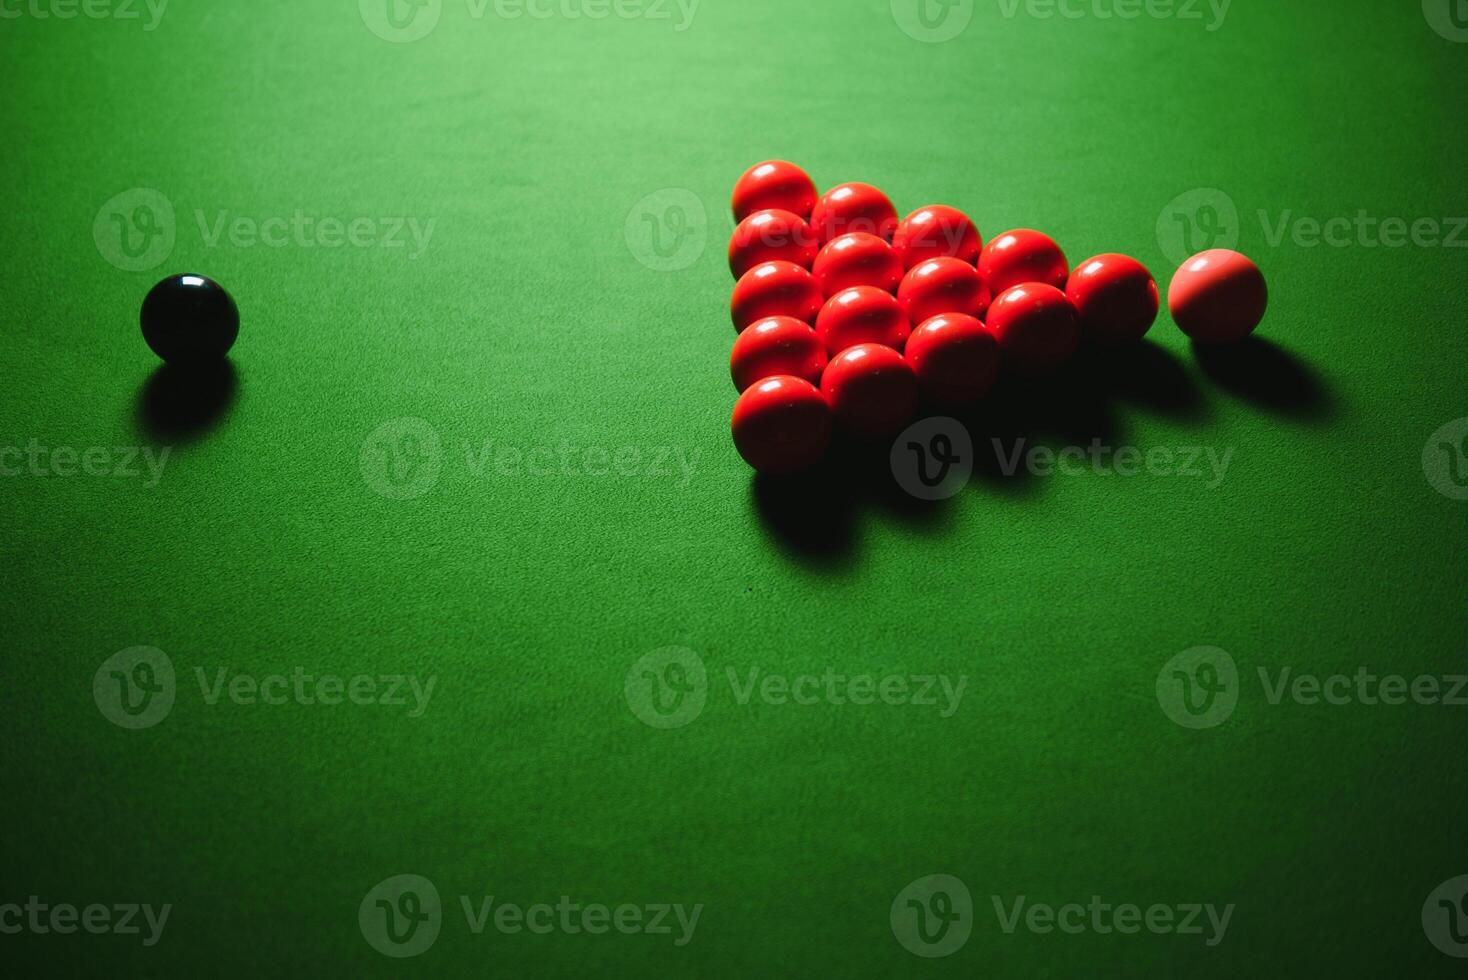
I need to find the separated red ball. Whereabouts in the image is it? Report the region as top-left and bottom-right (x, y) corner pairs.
(1066, 253), (1159, 345)
(905, 314), (1000, 406)
(815, 286), (910, 357)
(986, 284), (1080, 375)
(810, 182), (899, 245)
(897, 257), (991, 327)
(731, 375), (832, 475)
(1168, 249), (1269, 343)
(892, 205), (982, 269)
(821, 343), (918, 437)
(732, 160), (819, 222)
(731, 261), (824, 332)
(978, 229), (1069, 296)
(729, 209), (818, 279)
(811, 233), (904, 297)
(730, 317), (828, 392)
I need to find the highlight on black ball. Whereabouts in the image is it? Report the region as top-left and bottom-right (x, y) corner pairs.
(140, 274), (239, 364)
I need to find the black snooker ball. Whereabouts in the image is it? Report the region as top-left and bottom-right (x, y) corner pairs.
(140, 274), (239, 364)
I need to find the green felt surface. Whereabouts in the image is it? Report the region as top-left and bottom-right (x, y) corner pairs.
(3, 0), (1468, 975)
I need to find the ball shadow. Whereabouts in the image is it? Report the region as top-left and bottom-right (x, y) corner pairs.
(1089, 340), (1208, 422)
(1192, 337), (1334, 422)
(751, 461), (860, 569)
(135, 360), (239, 443)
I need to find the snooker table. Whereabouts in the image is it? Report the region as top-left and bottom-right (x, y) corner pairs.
(4, 0), (1468, 975)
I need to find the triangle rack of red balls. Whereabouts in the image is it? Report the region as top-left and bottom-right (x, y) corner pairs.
(725, 160), (1269, 476)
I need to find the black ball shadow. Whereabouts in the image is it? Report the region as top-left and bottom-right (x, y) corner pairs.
(135, 360), (239, 443)
(1192, 337), (1334, 422)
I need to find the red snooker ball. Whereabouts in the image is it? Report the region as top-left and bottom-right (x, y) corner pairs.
(811, 233), (904, 297)
(731, 261), (824, 332)
(897, 257), (991, 327)
(728, 209), (818, 279)
(978, 229), (1069, 296)
(810, 182), (899, 245)
(815, 286), (910, 357)
(892, 205), (983, 269)
(731, 375), (832, 475)
(1066, 253), (1159, 345)
(1168, 249), (1269, 343)
(986, 283), (1080, 375)
(905, 314), (1000, 406)
(730, 317), (828, 392)
(732, 160), (819, 222)
(821, 343), (918, 437)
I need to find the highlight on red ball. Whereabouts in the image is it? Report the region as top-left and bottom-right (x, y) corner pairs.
(728, 209), (818, 279)
(1066, 253), (1159, 346)
(1168, 249), (1268, 343)
(731, 260), (824, 332)
(730, 375), (831, 475)
(731, 160), (818, 222)
(979, 229), (1069, 296)
(892, 205), (983, 269)
(811, 182), (899, 245)
(811, 233), (904, 298)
